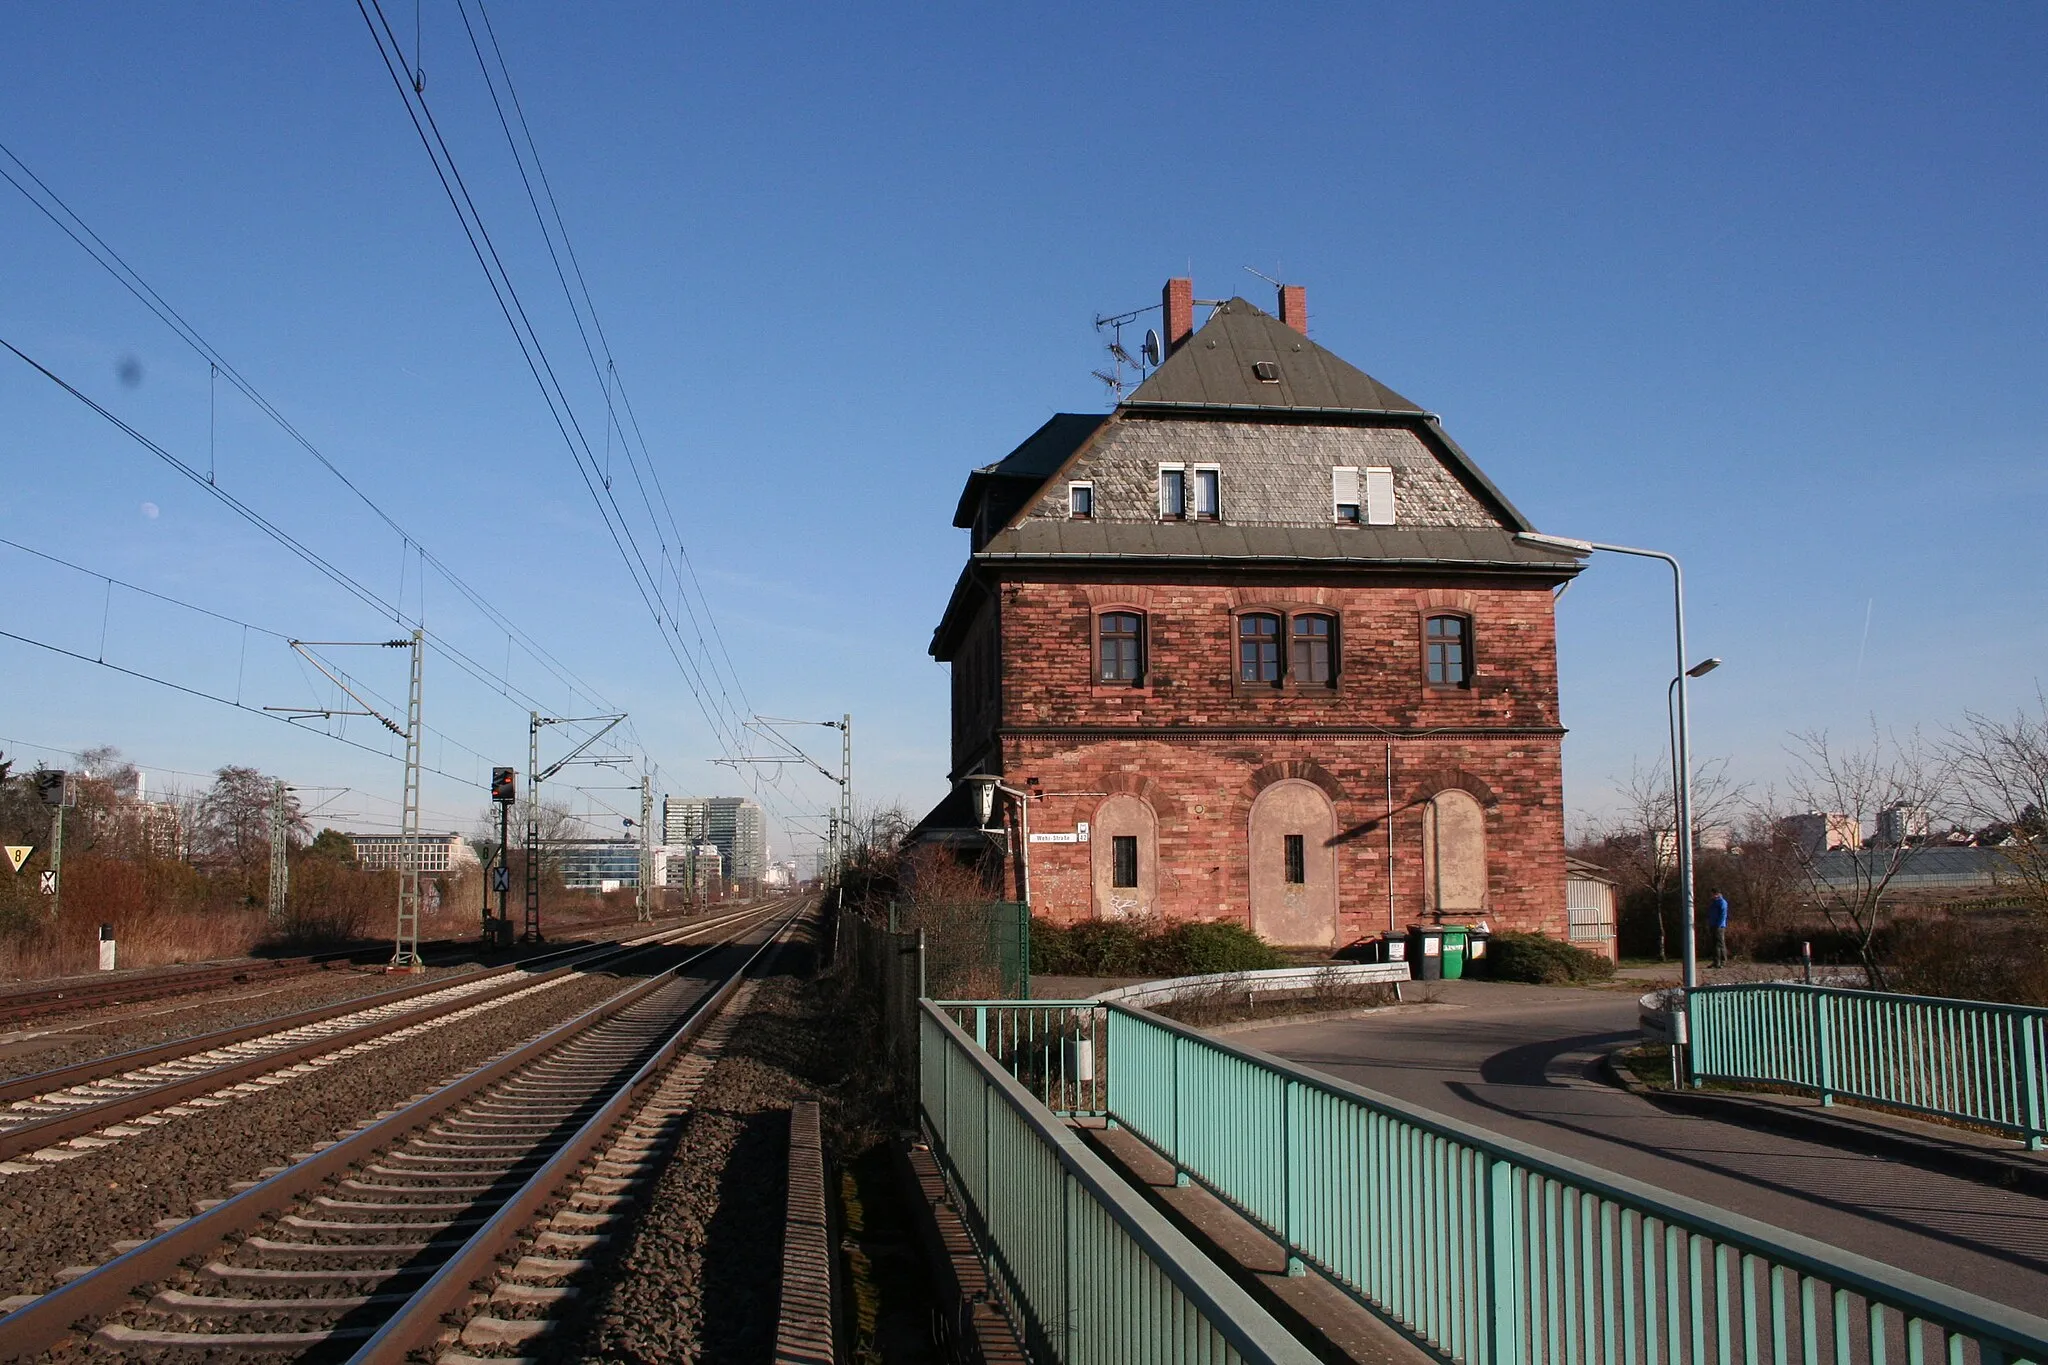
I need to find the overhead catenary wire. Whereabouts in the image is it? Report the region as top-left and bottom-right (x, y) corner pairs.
(0, 138), (627, 737)
(353, 1), (827, 848)
(0, 535), (508, 786)
(356, 0), (751, 767)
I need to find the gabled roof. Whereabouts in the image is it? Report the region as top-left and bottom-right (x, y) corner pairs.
(1127, 297), (1425, 413)
(952, 413), (1108, 528)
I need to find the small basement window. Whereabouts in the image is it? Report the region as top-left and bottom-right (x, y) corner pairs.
(1068, 482), (1094, 519)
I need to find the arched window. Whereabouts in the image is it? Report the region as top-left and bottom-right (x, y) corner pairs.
(1097, 612), (1145, 684)
(1238, 612), (1282, 685)
(1290, 613), (1335, 686)
(1092, 794), (1158, 918)
(1425, 614), (1471, 688)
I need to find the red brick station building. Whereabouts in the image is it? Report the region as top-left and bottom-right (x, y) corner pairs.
(913, 279), (1584, 950)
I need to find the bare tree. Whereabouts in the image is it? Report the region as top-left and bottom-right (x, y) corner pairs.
(1944, 690), (2048, 914)
(1783, 726), (1951, 989)
(1590, 755), (1745, 960)
(194, 766), (306, 880)
(73, 745), (139, 796)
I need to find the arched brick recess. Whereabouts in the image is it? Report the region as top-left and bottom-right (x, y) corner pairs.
(1096, 771), (1161, 803)
(1405, 766), (1499, 809)
(1242, 759), (1345, 805)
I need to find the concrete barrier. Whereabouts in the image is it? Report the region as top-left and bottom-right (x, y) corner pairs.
(1089, 962), (1410, 1008)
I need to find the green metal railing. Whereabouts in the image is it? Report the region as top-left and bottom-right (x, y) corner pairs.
(940, 1001), (1109, 1118)
(918, 1003), (1318, 1365)
(1689, 984), (2048, 1149)
(941, 999), (2048, 1365)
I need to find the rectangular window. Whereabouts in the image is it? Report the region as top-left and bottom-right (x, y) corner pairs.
(1097, 612), (1144, 684)
(1284, 834), (1306, 885)
(1112, 835), (1138, 888)
(1193, 466), (1220, 520)
(1159, 465), (1187, 519)
(1238, 613), (1282, 684)
(1427, 615), (1470, 687)
(1365, 466), (1396, 525)
(1333, 466), (1361, 523)
(1068, 482), (1094, 519)
(1290, 614), (1334, 684)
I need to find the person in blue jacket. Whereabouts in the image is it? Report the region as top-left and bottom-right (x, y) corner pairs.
(1707, 889), (1731, 968)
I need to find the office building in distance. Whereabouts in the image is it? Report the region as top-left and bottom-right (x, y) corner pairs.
(662, 796), (766, 884)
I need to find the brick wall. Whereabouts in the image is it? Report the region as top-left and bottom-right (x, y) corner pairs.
(995, 576), (1561, 732)
(968, 572), (1568, 945)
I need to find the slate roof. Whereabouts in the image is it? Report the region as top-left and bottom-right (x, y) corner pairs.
(973, 521), (1578, 569)
(1127, 296), (1425, 413)
(952, 413), (1108, 528)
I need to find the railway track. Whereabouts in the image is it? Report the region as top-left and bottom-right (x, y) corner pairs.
(0, 906), (743, 1029)
(0, 907), (770, 1170)
(0, 896), (804, 1360)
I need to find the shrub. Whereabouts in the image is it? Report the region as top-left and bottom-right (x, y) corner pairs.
(1156, 920), (1285, 975)
(1487, 930), (1616, 985)
(1030, 916), (1284, 978)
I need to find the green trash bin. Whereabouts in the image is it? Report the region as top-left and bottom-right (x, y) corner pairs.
(1440, 926), (1469, 980)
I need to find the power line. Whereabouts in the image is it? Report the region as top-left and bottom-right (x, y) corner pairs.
(0, 626), (476, 784)
(355, 0), (757, 767)
(0, 138), (628, 737)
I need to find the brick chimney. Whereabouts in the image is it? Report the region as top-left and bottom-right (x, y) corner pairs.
(1278, 283), (1308, 334)
(1163, 277), (1194, 354)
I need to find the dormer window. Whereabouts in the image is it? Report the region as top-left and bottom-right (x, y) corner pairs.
(1069, 482), (1094, 519)
(1158, 465), (1187, 520)
(1192, 466), (1220, 520)
(1333, 467), (1361, 523)
(1252, 360), (1280, 383)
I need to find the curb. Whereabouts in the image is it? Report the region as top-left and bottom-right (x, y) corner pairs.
(1602, 1048), (2048, 1199)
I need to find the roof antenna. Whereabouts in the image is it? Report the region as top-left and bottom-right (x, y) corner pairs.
(1242, 265), (1283, 288)
(1091, 301), (1164, 402)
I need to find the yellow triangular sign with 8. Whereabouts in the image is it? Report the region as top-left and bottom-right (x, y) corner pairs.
(5, 846), (32, 873)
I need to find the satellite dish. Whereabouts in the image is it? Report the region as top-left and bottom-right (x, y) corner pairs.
(1141, 328), (1163, 367)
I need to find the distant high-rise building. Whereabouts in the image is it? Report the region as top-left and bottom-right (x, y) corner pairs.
(1786, 812), (1862, 857)
(662, 796), (766, 883)
(1876, 804), (1931, 847)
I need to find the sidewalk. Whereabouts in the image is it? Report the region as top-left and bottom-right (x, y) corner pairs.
(1224, 980), (2048, 1306)
(1610, 1055), (2048, 1199)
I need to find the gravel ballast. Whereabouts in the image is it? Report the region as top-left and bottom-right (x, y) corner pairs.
(548, 939), (842, 1365)
(0, 956), (684, 1300)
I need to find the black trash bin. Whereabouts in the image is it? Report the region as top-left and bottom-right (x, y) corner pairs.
(1407, 924), (1446, 980)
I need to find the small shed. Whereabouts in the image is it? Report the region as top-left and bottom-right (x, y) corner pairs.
(1565, 857), (1619, 955)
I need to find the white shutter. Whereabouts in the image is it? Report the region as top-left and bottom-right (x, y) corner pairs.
(1331, 466), (1360, 520)
(1364, 467), (1396, 525)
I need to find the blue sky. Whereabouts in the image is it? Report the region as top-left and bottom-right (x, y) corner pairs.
(2, 2), (2043, 861)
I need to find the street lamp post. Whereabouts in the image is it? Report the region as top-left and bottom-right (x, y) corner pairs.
(1516, 531), (1707, 992)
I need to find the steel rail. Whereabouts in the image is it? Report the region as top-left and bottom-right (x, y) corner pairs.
(347, 899), (806, 1362)
(0, 907), (767, 1163)
(0, 903), (744, 1026)
(0, 954), (338, 1025)
(0, 906), (760, 1107)
(0, 897), (799, 1360)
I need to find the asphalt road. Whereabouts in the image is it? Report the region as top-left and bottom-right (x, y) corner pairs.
(1228, 979), (2048, 1309)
